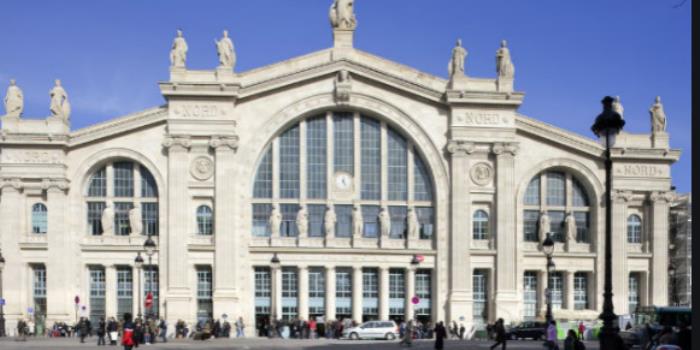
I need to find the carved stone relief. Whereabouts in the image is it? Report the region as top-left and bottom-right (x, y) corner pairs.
(469, 162), (493, 186)
(190, 156), (214, 181)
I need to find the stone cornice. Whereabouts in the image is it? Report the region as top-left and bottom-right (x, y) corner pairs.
(515, 114), (602, 157)
(41, 178), (70, 192)
(492, 142), (519, 156)
(69, 107), (168, 147)
(209, 135), (240, 152)
(612, 190), (634, 203)
(446, 140), (475, 155)
(649, 191), (675, 203)
(162, 135), (192, 151)
(0, 178), (23, 191)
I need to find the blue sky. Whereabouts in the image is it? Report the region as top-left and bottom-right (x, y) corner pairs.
(1, 0), (691, 192)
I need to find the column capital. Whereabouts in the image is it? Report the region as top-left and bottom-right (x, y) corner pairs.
(41, 178), (70, 192)
(0, 177), (23, 192)
(446, 140), (475, 156)
(612, 190), (634, 203)
(162, 135), (191, 151)
(491, 142), (519, 156)
(209, 135), (239, 152)
(649, 191), (674, 204)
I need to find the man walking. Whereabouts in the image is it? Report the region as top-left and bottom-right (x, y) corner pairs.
(235, 316), (245, 337)
(546, 320), (559, 350)
(489, 318), (507, 350)
(96, 317), (106, 345)
(158, 318), (168, 343)
(399, 320), (413, 347)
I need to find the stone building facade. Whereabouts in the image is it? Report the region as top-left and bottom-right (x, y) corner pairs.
(0, 2), (680, 335)
(669, 193), (691, 307)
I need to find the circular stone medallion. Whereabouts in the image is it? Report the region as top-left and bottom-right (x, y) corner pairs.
(470, 162), (493, 186)
(190, 156), (214, 180)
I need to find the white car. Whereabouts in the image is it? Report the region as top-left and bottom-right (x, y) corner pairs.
(343, 320), (399, 340)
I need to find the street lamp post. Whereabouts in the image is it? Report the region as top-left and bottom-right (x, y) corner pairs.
(542, 233), (555, 325)
(591, 96), (626, 349)
(135, 252), (144, 319)
(143, 235), (156, 320)
(270, 253), (281, 323)
(0, 249), (6, 337)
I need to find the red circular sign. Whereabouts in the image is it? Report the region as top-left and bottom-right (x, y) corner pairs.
(74, 295), (80, 304)
(145, 292), (153, 308)
(411, 296), (420, 305)
(416, 255), (425, 263)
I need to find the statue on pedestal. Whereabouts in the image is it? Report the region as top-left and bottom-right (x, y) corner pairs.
(4, 79), (23, 117)
(170, 29), (188, 68)
(352, 205), (363, 238)
(215, 30), (236, 69)
(448, 39), (467, 79)
(269, 204), (282, 237)
(565, 212), (577, 244)
(296, 205), (309, 237)
(407, 207), (419, 239)
(379, 206), (391, 238)
(129, 204), (143, 235)
(496, 40), (514, 79)
(101, 203), (114, 235)
(324, 205), (337, 237)
(329, 0), (357, 30)
(49, 79), (70, 121)
(538, 211), (550, 242)
(613, 96), (624, 119)
(650, 96), (667, 133)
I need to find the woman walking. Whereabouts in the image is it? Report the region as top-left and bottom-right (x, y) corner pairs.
(489, 318), (507, 350)
(434, 321), (447, 350)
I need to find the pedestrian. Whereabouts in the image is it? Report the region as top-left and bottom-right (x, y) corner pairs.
(546, 320), (559, 350)
(158, 318), (168, 343)
(309, 318), (317, 339)
(16, 318), (27, 341)
(434, 321), (447, 350)
(489, 318), (507, 350)
(399, 320), (413, 347)
(108, 317), (119, 345)
(78, 317), (88, 343)
(577, 321), (585, 340)
(459, 323), (465, 340)
(121, 313), (135, 350)
(236, 316), (245, 337)
(97, 317), (106, 345)
(564, 329), (586, 350)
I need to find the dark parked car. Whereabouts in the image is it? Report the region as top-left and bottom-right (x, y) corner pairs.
(505, 321), (547, 340)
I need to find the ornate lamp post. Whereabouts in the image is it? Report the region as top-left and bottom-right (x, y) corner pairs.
(134, 252), (144, 319)
(143, 236), (156, 319)
(542, 233), (555, 325)
(0, 249), (6, 337)
(270, 253), (281, 322)
(591, 96), (626, 349)
(668, 264), (677, 306)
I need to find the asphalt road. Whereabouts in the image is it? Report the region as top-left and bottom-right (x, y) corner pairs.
(0, 337), (600, 349)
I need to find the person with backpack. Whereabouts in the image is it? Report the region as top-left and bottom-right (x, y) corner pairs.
(158, 318), (167, 343)
(121, 313), (135, 350)
(96, 317), (106, 345)
(564, 329), (586, 350)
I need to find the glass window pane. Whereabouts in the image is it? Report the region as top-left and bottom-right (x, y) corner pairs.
(627, 215), (642, 243)
(252, 204), (272, 237)
(524, 177), (540, 205)
(549, 272), (563, 310)
(523, 271), (538, 319)
(546, 172), (566, 206)
(572, 178), (588, 207)
(473, 270), (487, 324)
(113, 162), (134, 197)
(387, 129), (407, 201)
(335, 205), (352, 237)
(140, 165), (158, 198)
(548, 210), (566, 242)
(473, 210), (489, 240)
(280, 204), (300, 237)
(89, 267), (106, 323)
(88, 167), (107, 197)
(414, 155), (433, 201)
(308, 204), (326, 237)
(197, 205), (213, 235)
(629, 273), (640, 313)
(416, 207), (434, 240)
(87, 202), (106, 236)
(389, 206), (407, 238)
(253, 147), (273, 199)
(334, 113), (354, 175)
(114, 202), (134, 236)
(415, 270), (431, 316)
(280, 125), (300, 199)
(523, 210), (540, 242)
(360, 117), (381, 200)
(144, 268), (160, 317)
(574, 272), (588, 310)
(142, 203), (159, 236)
(116, 267), (133, 319)
(307, 117), (327, 199)
(362, 205), (380, 238)
(574, 212), (589, 243)
(32, 203), (48, 234)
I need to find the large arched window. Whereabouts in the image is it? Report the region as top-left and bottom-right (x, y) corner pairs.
(252, 112), (435, 240)
(472, 210), (489, 240)
(85, 161), (159, 236)
(197, 205), (214, 235)
(31, 203), (48, 234)
(627, 215), (642, 243)
(523, 171), (590, 243)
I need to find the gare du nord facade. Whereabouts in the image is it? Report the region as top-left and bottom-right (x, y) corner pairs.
(0, 3), (679, 336)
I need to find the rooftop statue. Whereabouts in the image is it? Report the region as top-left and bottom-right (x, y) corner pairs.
(170, 29), (188, 68)
(448, 39), (467, 79)
(650, 96), (667, 133)
(215, 30), (236, 70)
(329, 0), (357, 30)
(49, 79), (70, 121)
(496, 40), (514, 79)
(4, 79), (23, 117)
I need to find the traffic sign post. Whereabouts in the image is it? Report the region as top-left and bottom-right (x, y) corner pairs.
(74, 295), (80, 323)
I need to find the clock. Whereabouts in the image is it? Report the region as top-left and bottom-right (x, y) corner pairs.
(335, 172), (353, 191)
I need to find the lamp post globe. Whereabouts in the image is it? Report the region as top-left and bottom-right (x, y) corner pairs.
(592, 96), (625, 349)
(143, 237), (156, 258)
(135, 252), (144, 269)
(542, 233), (555, 258)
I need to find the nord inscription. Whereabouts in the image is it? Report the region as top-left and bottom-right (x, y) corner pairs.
(173, 104), (220, 118)
(617, 164), (665, 177)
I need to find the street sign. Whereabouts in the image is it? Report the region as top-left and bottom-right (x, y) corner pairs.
(0, 298), (5, 306)
(415, 255), (425, 263)
(145, 292), (153, 308)
(411, 296), (420, 305)
(27, 307), (34, 314)
(74, 295), (80, 304)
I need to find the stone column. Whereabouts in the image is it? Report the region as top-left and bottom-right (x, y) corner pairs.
(639, 272), (649, 307)
(445, 141), (474, 324)
(405, 266), (416, 321)
(298, 266), (309, 320)
(44, 180), (70, 321)
(352, 266), (363, 323)
(611, 190), (631, 314)
(105, 265), (117, 320)
(325, 266), (336, 321)
(649, 191), (672, 306)
(162, 136), (192, 323)
(0, 180), (24, 322)
(210, 136), (240, 319)
(492, 142), (519, 323)
(379, 266), (390, 320)
(271, 265), (282, 321)
(565, 271), (575, 310)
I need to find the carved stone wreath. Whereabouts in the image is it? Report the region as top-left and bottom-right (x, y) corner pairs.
(190, 156), (214, 180)
(470, 162), (493, 186)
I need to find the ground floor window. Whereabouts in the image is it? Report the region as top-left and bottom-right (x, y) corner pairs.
(281, 267), (298, 320)
(196, 266), (213, 322)
(473, 270), (487, 327)
(389, 269), (405, 322)
(144, 267), (159, 317)
(362, 268), (379, 321)
(335, 269), (352, 318)
(549, 272), (563, 310)
(629, 273), (640, 313)
(309, 268), (325, 317)
(116, 267), (133, 319)
(89, 266), (106, 323)
(32, 265), (47, 323)
(523, 271), (538, 320)
(415, 269), (432, 321)
(573, 272), (588, 310)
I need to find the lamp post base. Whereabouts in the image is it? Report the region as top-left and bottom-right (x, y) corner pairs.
(599, 327), (624, 349)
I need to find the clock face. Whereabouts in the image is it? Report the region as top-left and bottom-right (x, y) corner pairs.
(335, 172), (352, 190)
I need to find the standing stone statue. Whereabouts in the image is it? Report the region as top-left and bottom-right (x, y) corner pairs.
(129, 204), (143, 235)
(496, 40), (514, 79)
(352, 205), (363, 238)
(49, 79), (70, 121)
(613, 96), (624, 119)
(329, 0), (357, 30)
(215, 30), (236, 69)
(269, 204), (282, 237)
(101, 203), (114, 235)
(4, 79), (23, 117)
(170, 29), (188, 68)
(407, 207), (419, 239)
(296, 205), (309, 237)
(649, 96), (667, 133)
(538, 211), (550, 242)
(379, 206), (391, 238)
(448, 39), (467, 79)
(324, 205), (337, 237)
(565, 212), (577, 243)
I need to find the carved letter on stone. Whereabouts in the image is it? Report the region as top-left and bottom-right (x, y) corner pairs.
(4, 79), (23, 117)
(101, 203), (115, 235)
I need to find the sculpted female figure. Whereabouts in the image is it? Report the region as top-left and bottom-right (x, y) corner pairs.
(296, 205), (308, 237)
(324, 205), (337, 237)
(49, 79), (70, 121)
(170, 29), (188, 68)
(215, 30), (235, 69)
(269, 204), (282, 237)
(496, 40), (514, 79)
(352, 205), (363, 238)
(4, 79), (23, 117)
